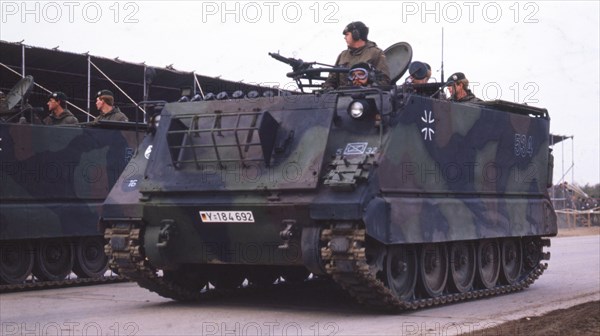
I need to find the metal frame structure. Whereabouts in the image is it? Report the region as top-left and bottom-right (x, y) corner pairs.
(1, 40), (275, 123)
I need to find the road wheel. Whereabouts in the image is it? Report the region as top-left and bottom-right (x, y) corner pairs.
(0, 241), (34, 284)
(384, 245), (417, 301)
(477, 240), (500, 289)
(449, 241), (476, 293)
(501, 238), (522, 285)
(33, 239), (74, 281)
(73, 237), (108, 278)
(419, 243), (448, 298)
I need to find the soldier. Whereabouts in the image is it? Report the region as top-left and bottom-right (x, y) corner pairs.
(446, 72), (482, 103)
(348, 62), (377, 87)
(95, 90), (128, 122)
(408, 61), (432, 84)
(323, 21), (391, 89)
(43, 91), (79, 125)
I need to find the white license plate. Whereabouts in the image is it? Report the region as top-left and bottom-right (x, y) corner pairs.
(199, 211), (255, 223)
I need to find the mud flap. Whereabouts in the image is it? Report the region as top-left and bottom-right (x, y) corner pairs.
(363, 197), (390, 244)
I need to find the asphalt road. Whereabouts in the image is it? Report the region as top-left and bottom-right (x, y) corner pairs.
(1, 235), (598, 336)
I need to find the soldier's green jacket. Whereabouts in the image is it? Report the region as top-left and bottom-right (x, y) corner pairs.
(323, 41), (391, 89)
(42, 109), (79, 125)
(95, 106), (128, 122)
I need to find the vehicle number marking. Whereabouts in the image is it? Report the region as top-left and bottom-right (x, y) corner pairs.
(199, 211), (255, 223)
(514, 133), (534, 158)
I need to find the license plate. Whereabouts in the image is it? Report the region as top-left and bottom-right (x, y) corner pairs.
(199, 211), (255, 223)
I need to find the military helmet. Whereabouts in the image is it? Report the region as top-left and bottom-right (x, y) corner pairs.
(447, 72), (466, 84)
(96, 89), (114, 98)
(343, 21), (369, 41)
(348, 62), (376, 83)
(49, 91), (68, 103)
(409, 62), (431, 80)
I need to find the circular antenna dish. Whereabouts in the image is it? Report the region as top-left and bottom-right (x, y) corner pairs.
(383, 42), (413, 84)
(6, 75), (34, 110)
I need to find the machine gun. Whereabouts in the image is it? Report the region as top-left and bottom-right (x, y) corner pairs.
(268, 52), (311, 73)
(269, 52), (348, 93)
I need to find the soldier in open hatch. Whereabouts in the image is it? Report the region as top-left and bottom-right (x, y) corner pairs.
(323, 21), (391, 89)
(446, 72), (482, 103)
(348, 62), (378, 87)
(95, 89), (128, 122)
(43, 91), (79, 125)
(408, 61), (432, 84)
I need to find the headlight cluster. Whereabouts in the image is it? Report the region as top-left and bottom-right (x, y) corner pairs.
(347, 98), (377, 120)
(349, 101), (366, 119)
(148, 114), (161, 134)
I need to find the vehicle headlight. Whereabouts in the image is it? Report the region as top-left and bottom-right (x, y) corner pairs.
(148, 114), (161, 134)
(349, 101), (365, 119)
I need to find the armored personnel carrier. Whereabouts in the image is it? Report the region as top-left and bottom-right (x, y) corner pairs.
(102, 43), (557, 309)
(0, 77), (144, 289)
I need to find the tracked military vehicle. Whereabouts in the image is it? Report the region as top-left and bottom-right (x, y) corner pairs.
(0, 77), (144, 290)
(102, 42), (557, 310)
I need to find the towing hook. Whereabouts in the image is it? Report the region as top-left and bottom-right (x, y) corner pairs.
(278, 219), (297, 249)
(157, 219), (177, 249)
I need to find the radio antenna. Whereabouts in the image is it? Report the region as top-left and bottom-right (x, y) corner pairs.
(440, 27), (445, 83)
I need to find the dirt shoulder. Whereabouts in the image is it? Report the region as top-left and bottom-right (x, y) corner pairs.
(465, 300), (600, 336)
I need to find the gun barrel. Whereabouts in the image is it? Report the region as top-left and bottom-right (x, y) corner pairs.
(268, 52), (293, 65)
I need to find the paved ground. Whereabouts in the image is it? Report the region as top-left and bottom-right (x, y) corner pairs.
(556, 226), (599, 237)
(1, 233), (598, 336)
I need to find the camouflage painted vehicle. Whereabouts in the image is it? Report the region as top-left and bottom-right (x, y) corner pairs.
(102, 43), (557, 309)
(0, 120), (144, 286)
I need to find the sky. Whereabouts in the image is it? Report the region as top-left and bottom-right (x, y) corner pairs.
(1, 0), (599, 185)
